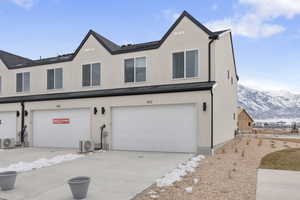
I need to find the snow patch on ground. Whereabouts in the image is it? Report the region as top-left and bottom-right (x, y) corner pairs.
(156, 155), (205, 187)
(185, 186), (193, 193)
(0, 154), (84, 173)
(193, 178), (199, 184)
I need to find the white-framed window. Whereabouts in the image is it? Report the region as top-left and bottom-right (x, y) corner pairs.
(172, 49), (199, 79)
(82, 63), (101, 87)
(16, 72), (30, 92)
(47, 68), (63, 90)
(124, 57), (146, 83)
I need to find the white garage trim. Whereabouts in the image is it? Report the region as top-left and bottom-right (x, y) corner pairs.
(32, 108), (92, 148)
(0, 111), (17, 139)
(111, 104), (197, 153)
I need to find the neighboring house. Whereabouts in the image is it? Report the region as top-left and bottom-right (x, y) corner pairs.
(0, 11), (238, 154)
(237, 107), (254, 134)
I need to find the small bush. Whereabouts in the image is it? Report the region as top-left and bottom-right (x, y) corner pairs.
(246, 139), (251, 145)
(241, 150), (245, 157)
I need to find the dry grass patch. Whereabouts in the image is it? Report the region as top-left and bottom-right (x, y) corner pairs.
(133, 137), (299, 200)
(260, 148), (300, 171)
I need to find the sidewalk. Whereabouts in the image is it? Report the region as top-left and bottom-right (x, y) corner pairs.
(256, 169), (300, 200)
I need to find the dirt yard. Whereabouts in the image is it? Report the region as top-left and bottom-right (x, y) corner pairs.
(133, 136), (299, 200)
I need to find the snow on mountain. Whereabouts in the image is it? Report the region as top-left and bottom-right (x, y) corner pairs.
(238, 84), (300, 120)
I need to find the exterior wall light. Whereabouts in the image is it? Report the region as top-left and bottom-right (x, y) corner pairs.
(94, 107), (98, 115)
(203, 102), (207, 112)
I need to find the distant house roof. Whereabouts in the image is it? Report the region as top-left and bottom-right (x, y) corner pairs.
(0, 11), (231, 70)
(237, 107), (254, 122)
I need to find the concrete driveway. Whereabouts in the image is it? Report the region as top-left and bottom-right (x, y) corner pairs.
(256, 169), (300, 200)
(0, 149), (192, 200)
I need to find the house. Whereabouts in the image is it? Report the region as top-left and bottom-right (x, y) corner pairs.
(237, 107), (254, 134)
(0, 11), (238, 154)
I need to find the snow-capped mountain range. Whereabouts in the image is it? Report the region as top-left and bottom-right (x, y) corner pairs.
(238, 84), (300, 120)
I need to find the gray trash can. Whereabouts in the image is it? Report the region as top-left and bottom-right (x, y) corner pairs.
(0, 171), (17, 191)
(68, 176), (91, 199)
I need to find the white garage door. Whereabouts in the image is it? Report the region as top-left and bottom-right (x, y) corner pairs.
(112, 104), (197, 153)
(0, 112), (17, 139)
(33, 108), (91, 148)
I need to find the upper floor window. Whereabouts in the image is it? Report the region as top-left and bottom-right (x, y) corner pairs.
(124, 57), (146, 83)
(173, 50), (198, 79)
(0, 76), (2, 93)
(16, 72), (30, 92)
(47, 68), (63, 90)
(82, 63), (101, 87)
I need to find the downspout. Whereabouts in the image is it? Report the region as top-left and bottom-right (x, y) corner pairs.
(21, 101), (25, 143)
(208, 34), (218, 151)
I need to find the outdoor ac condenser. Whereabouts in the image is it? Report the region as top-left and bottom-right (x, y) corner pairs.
(79, 140), (94, 153)
(0, 138), (16, 149)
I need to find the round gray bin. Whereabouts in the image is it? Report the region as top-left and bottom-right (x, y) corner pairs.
(68, 176), (91, 199)
(0, 171), (17, 191)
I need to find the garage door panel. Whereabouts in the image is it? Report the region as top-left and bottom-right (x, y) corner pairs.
(0, 112), (17, 139)
(33, 109), (90, 148)
(112, 104), (197, 153)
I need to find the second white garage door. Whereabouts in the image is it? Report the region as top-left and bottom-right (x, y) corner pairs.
(32, 108), (91, 148)
(0, 112), (17, 139)
(112, 104), (197, 153)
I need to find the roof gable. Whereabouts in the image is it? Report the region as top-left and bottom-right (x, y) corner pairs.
(2, 10), (227, 69)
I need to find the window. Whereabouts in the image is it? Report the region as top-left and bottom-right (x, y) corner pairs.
(16, 72), (30, 92)
(82, 63), (101, 87)
(173, 50), (198, 79)
(227, 70), (230, 79)
(248, 122), (251, 127)
(47, 68), (63, 90)
(0, 76), (2, 93)
(124, 57), (146, 83)
(231, 77), (233, 85)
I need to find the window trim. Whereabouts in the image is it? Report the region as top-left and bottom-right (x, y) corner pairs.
(47, 67), (63, 90)
(16, 72), (30, 93)
(123, 56), (147, 84)
(171, 48), (200, 80)
(81, 62), (101, 88)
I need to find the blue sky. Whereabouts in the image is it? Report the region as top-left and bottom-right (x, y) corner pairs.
(1, 0), (300, 92)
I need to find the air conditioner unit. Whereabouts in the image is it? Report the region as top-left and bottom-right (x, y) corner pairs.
(79, 140), (94, 153)
(0, 138), (16, 149)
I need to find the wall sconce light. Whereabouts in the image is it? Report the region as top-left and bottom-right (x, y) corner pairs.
(203, 102), (207, 112)
(24, 110), (28, 117)
(94, 107), (98, 115)
(16, 111), (20, 117)
(101, 107), (105, 115)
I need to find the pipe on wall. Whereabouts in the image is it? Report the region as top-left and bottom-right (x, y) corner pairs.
(208, 35), (219, 151)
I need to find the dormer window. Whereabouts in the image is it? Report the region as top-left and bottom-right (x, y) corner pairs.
(173, 49), (199, 79)
(82, 63), (101, 87)
(124, 57), (146, 83)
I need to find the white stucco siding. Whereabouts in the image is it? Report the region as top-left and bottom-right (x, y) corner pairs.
(5, 91), (211, 151)
(212, 32), (238, 146)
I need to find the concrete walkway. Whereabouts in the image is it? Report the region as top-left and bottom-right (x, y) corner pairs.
(257, 169), (300, 200)
(0, 150), (191, 200)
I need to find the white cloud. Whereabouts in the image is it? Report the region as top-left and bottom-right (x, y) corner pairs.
(207, 0), (300, 38)
(8, 0), (37, 9)
(161, 9), (180, 22)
